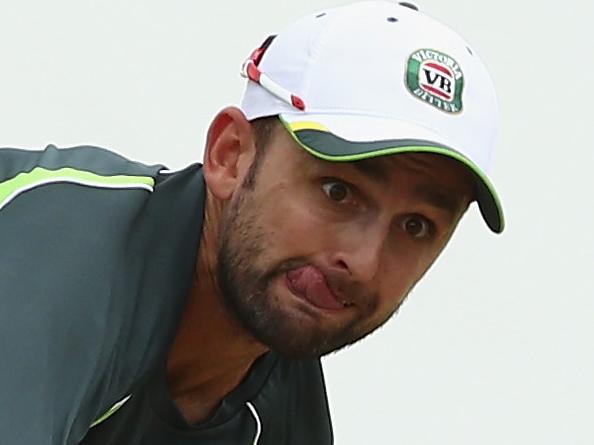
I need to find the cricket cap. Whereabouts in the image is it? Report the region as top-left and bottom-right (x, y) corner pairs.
(240, 0), (504, 233)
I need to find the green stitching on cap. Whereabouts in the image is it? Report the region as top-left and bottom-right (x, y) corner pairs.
(278, 116), (504, 232)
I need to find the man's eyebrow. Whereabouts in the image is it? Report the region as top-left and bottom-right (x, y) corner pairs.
(413, 185), (466, 215)
(352, 160), (391, 186)
(351, 159), (470, 214)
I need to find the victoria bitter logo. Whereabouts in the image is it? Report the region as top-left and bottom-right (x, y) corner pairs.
(406, 49), (464, 114)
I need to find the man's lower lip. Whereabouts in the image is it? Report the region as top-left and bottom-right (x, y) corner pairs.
(284, 272), (344, 312)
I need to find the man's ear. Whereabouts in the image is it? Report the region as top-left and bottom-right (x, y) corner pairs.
(203, 107), (256, 200)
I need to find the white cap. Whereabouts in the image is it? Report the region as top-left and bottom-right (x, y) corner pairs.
(240, 0), (504, 233)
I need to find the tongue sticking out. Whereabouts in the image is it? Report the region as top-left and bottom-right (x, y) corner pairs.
(286, 265), (344, 310)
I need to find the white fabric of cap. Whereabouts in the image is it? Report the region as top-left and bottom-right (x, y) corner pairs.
(240, 0), (499, 174)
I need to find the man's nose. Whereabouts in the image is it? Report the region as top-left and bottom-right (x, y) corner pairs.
(329, 229), (386, 283)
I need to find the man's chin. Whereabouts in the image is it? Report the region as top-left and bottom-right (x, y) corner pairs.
(225, 285), (378, 358)
(217, 255), (366, 357)
(244, 308), (363, 359)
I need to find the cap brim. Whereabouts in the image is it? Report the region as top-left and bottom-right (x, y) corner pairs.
(278, 113), (504, 233)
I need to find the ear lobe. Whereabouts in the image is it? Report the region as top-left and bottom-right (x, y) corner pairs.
(203, 107), (255, 200)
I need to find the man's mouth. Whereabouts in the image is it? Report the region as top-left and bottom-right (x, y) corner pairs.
(285, 265), (353, 310)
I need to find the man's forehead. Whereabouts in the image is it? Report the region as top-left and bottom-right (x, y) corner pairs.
(354, 153), (472, 186)
(274, 123), (474, 205)
(349, 153), (475, 212)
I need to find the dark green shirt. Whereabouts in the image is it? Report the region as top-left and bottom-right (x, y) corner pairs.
(0, 145), (333, 444)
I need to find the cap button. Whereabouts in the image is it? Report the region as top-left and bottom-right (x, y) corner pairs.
(398, 2), (419, 11)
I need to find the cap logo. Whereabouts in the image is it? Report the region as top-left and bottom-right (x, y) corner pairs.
(406, 49), (464, 113)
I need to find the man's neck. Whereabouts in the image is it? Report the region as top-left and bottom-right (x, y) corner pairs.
(166, 195), (268, 425)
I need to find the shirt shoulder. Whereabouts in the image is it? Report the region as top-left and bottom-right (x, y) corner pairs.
(0, 143), (164, 177)
(0, 144), (205, 444)
(0, 144), (164, 211)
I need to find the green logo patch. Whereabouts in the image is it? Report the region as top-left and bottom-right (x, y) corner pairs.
(406, 49), (464, 114)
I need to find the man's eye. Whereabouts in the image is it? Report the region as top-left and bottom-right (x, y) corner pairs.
(322, 181), (351, 202)
(402, 215), (431, 239)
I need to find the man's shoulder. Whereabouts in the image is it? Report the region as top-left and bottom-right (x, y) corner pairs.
(0, 144), (205, 444)
(0, 143), (164, 177)
(0, 144), (168, 213)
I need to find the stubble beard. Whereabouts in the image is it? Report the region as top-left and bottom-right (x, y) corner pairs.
(215, 179), (398, 359)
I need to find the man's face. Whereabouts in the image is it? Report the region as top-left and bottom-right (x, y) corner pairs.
(216, 123), (473, 358)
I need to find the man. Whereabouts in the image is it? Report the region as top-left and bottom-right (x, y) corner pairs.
(0, 1), (503, 444)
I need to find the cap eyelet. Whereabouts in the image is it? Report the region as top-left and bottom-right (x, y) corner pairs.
(315, 12), (327, 18)
(387, 17), (398, 23)
(466, 46), (474, 56)
(398, 2), (419, 11)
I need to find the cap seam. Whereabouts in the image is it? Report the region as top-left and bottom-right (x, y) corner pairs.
(300, 7), (345, 103)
